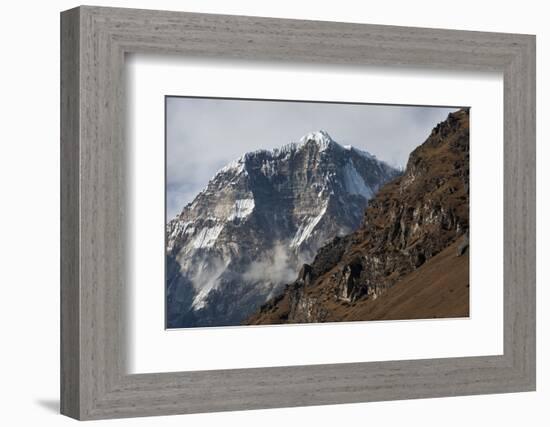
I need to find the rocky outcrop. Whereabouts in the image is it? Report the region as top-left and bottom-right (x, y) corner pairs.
(246, 109), (470, 325)
(456, 232), (469, 257)
(166, 131), (399, 328)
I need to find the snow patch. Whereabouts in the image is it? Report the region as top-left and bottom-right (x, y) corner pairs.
(217, 157), (246, 176)
(178, 221), (195, 234)
(273, 142), (300, 156)
(189, 257), (229, 310)
(190, 224), (224, 249)
(290, 203), (328, 248)
(261, 159), (278, 177)
(167, 220), (196, 250)
(299, 130), (335, 152)
(343, 159), (374, 199)
(228, 198), (255, 220)
(191, 287), (211, 310)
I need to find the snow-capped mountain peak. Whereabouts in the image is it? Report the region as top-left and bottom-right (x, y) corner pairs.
(299, 129), (335, 151)
(166, 132), (400, 328)
(215, 153), (250, 179)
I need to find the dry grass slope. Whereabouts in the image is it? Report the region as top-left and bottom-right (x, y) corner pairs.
(337, 239), (469, 321)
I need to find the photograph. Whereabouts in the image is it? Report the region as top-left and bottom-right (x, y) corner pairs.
(165, 97), (470, 329)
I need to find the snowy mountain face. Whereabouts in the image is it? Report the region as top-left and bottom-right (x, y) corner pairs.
(166, 130), (400, 328)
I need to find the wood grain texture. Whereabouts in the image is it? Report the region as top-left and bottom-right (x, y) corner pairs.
(60, 7), (80, 419)
(60, 5), (536, 420)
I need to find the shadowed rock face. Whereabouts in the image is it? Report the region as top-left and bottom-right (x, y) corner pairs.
(166, 130), (399, 328)
(246, 109), (470, 325)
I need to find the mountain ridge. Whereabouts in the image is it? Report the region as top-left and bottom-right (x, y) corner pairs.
(166, 130), (400, 328)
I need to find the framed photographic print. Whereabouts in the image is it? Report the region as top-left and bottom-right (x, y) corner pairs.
(61, 6), (536, 420)
(164, 97), (469, 330)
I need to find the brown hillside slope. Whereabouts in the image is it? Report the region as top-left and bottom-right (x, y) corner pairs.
(337, 240), (469, 321)
(246, 108), (469, 325)
(246, 238), (468, 324)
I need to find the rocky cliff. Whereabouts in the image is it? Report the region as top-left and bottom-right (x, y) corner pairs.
(245, 108), (470, 325)
(166, 130), (399, 328)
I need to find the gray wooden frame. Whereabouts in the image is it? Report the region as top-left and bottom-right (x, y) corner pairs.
(60, 5), (536, 420)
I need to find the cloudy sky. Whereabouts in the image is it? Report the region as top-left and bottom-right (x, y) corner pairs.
(166, 97), (459, 220)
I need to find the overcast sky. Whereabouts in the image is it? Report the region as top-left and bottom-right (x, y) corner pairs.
(166, 97), (459, 219)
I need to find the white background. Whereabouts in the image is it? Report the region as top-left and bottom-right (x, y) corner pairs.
(128, 57), (503, 373)
(0, 0), (547, 426)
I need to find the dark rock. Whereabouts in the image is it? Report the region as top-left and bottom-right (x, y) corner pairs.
(298, 264), (313, 285)
(456, 232), (469, 256)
